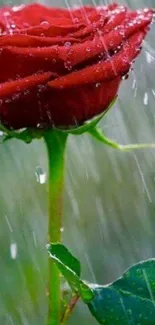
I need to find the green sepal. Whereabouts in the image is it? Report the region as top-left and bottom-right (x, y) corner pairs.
(89, 127), (155, 151)
(88, 259), (155, 325)
(55, 98), (116, 135)
(47, 243), (94, 303)
(0, 124), (43, 144)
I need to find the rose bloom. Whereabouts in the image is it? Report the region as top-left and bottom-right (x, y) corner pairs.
(0, 3), (153, 129)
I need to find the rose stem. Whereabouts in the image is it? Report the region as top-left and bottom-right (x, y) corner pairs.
(44, 130), (68, 325)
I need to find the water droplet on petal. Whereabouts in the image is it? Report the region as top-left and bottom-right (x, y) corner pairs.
(10, 24), (16, 29)
(96, 83), (101, 88)
(86, 47), (91, 52)
(40, 21), (50, 27)
(64, 41), (71, 48)
(64, 61), (72, 71)
(143, 8), (149, 13)
(73, 17), (79, 24)
(98, 52), (104, 59)
(37, 85), (45, 92)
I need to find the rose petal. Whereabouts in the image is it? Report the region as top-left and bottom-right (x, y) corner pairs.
(18, 21), (85, 37)
(0, 77), (120, 129)
(0, 6), (153, 82)
(71, 5), (102, 23)
(4, 9), (151, 70)
(11, 3), (76, 23)
(103, 6), (127, 33)
(70, 17), (108, 39)
(0, 71), (54, 98)
(108, 3), (120, 11)
(58, 9), (153, 67)
(49, 32), (145, 89)
(0, 34), (81, 47)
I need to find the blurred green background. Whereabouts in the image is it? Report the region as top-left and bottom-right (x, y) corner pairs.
(0, 0), (155, 324)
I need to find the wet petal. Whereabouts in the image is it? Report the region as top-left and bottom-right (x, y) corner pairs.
(70, 18), (108, 39)
(18, 21), (85, 37)
(0, 77), (120, 129)
(55, 9), (153, 67)
(0, 2), (153, 129)
(5, 8), (152, 73)
(0, 46), (61, 82)
(0, 34), (81, 47)
(11, 3), (76, 24)
(0, 71), (53, 98)
(103, 6), (127, 33)
(49, 32), (145, 89)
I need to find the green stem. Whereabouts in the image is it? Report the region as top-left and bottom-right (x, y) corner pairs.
(44, 129), (68, 325)
(60, 295), (80, 325)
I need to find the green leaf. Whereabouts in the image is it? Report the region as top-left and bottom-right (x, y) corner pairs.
(48, 243), (81, 277)
(88, 259), (155, 324)
(89, 127), (155, 151)
(47, 243), (94, 302)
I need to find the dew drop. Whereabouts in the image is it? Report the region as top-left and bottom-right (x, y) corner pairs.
(35, 166), (46, 184)
(98, 52), (104, 59)
(64, 41), (71, 48)
(143, 8), (149, 13)
(38, 85), (45, 92)
(73, 17), (79, 24)
(10, 243), (17, 260)
(122, 73), (129, 80)
(10, 24), (16, 29)
(64, 60), (72, 71)
(40, 21), (50, 27)
(96, 82), (101, 88)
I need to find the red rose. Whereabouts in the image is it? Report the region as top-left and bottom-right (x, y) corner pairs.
(0, 3), (153, 129)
